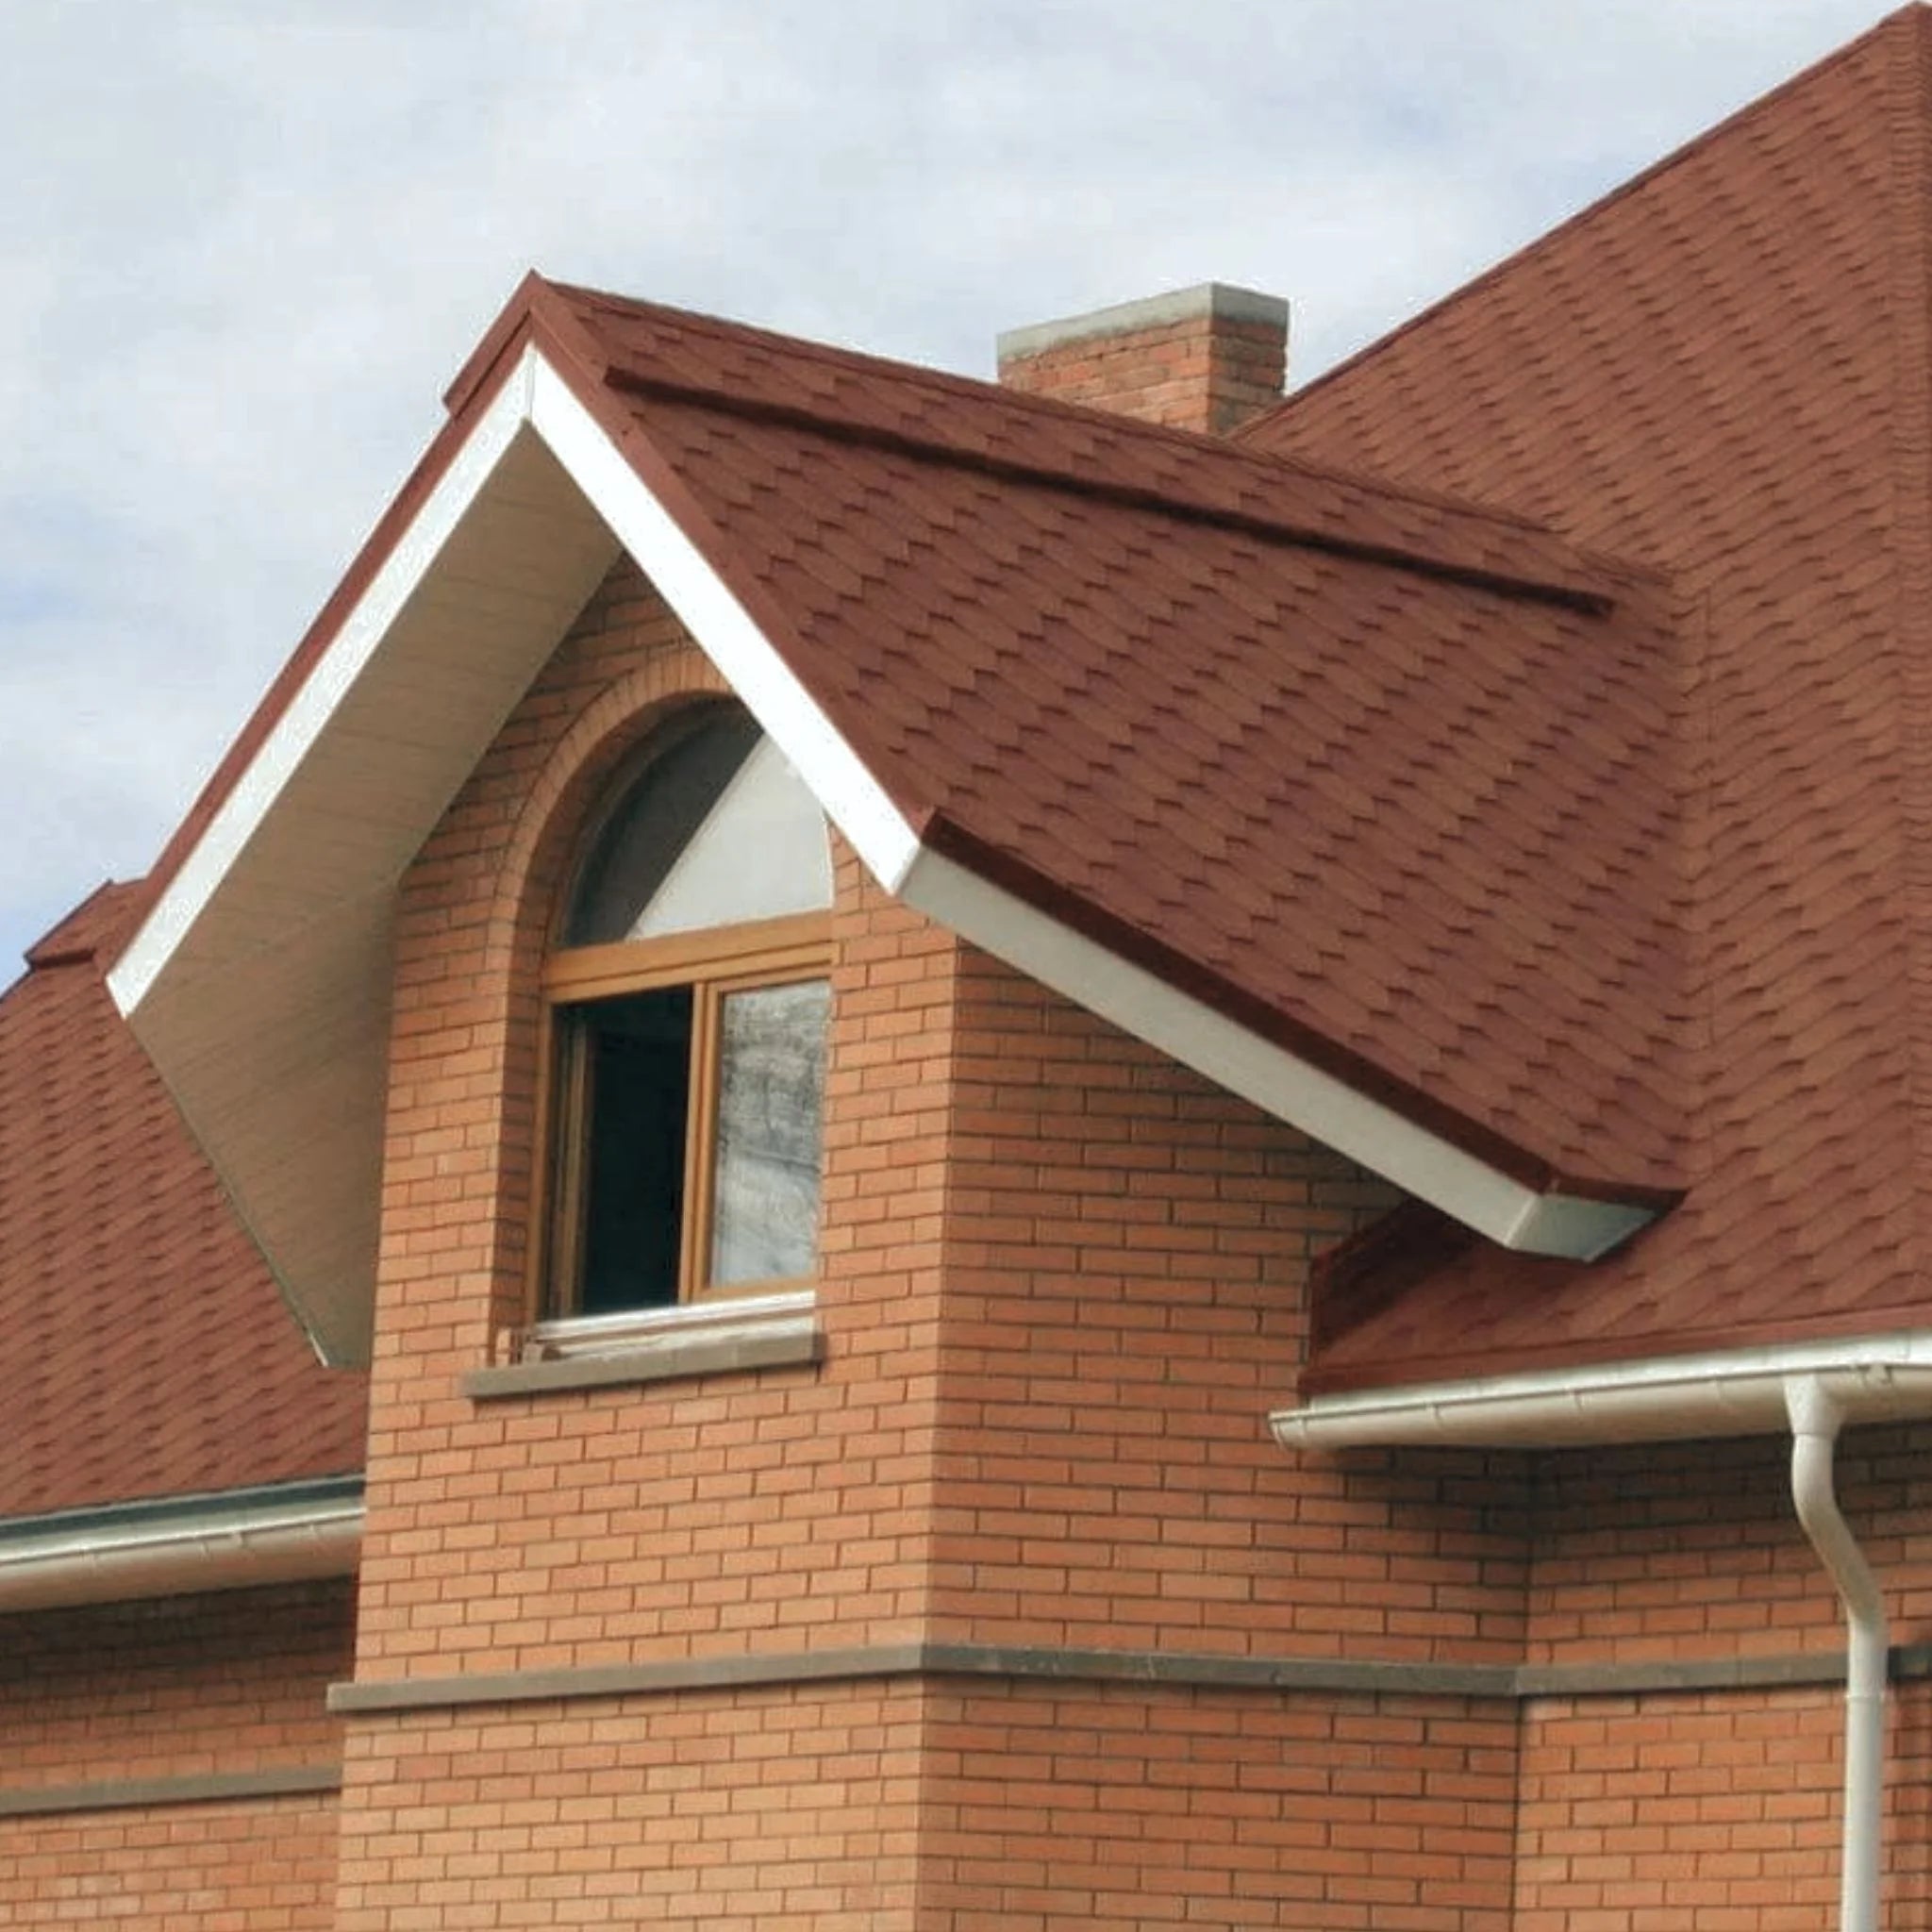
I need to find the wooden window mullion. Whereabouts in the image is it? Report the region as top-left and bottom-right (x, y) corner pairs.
(547, 1015), (592, 1318)
(678, 981), (723, 1302)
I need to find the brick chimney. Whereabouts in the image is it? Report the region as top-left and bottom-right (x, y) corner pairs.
(997, 283), (1289, 436)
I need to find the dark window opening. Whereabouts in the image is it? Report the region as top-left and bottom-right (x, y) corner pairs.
(574, 986), (693, 1315)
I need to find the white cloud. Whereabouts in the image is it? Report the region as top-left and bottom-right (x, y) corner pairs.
(0, 0), (1891, 967)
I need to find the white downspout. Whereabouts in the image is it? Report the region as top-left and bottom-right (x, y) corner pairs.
(1786, 1374), (1887, 1932)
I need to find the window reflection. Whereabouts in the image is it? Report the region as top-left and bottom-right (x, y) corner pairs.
(709, 980), (830, 1286)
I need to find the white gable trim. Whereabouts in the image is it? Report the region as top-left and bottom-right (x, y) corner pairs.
(898, 847), (1652, 1260)
(108, 358), (540, 1018)
(525, 358), (923, 892)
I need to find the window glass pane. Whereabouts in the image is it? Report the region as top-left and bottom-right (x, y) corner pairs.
(630, 737), (833, 940)
(709, 979), (830, 1287)
(575, 986), (693, 1313)
(566, 714), (832, 947)
(566, 710), (758, 946)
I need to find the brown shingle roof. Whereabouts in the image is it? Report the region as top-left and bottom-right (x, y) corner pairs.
(0, 886), (366, 1516)
(58, 8), (1932, 1474)
(132, 270), (1696, 1223)
(1254, 5), (1932, 1389)
(536, 278), (1693, 1201)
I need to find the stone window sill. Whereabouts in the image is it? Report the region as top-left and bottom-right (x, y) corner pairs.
(461, 1292), (821, 1401)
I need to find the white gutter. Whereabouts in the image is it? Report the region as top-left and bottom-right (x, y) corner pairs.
(1271, 1341), (1921, 1932)
(1269, 1331), (1932, 1451)
(1787, 1375), (1886, 1932)
(0, 1481), (362, 1613)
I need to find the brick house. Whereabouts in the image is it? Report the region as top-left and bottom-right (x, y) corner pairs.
(7, 11), (1932, 1927)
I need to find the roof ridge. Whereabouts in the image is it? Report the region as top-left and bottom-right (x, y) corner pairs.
(603, 359), (1623, 616)
(1254, 5), (1927, 428)
(547, 275), (1619, 551)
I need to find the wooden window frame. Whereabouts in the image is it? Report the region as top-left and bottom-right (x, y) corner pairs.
(533, 908), (832, 1324)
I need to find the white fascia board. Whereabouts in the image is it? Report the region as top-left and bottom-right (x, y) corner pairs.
(108, 354), (541, 1019)
(1503, 1190), (1653, 1257)
(0, 1491), (362, 1612)
(1271, 1331), (1932, 1452)
(897, 847), (1650, 1259)
(524, 355), (923, 892)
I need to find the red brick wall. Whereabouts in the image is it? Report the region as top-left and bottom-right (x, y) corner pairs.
(930, 945), (1525, 1663)
(0, 1581), (349, 1787)
(0, 1580), (350, 1928)
(355, 562), (959, 1678)
(1527, 1427), (1932, 1663)
(334, 1682), (924, 1930)
(335, 555), (1536, 1924)
(919, 1681), (1518, 1931)
(1507, 1425), (1932, 1924)
(0, 1798), (340, 1929)
(1515, 1690), (1846, 1929)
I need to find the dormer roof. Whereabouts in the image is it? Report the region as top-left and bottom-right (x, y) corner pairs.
(103, 272), (1691, 1358)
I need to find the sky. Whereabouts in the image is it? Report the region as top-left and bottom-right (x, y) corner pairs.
(0, 0), (1900, 973)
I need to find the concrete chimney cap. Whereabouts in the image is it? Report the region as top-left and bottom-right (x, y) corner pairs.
(997, 283), (1290, 363)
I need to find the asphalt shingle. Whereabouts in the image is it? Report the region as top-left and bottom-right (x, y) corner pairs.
(0, 887), (366, 1516)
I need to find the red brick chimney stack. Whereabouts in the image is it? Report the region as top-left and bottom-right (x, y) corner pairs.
(997, 283), (1290, 437)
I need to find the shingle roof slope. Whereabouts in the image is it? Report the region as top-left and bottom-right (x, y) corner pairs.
(0, 886), (366, 1516)
(523, 277), (1693, 1200)
(1251, 5), (1932, 1388)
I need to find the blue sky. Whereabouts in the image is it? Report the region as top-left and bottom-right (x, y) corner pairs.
(0, 0), (1899, 973)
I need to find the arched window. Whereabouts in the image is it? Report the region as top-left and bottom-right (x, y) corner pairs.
(541, 705), (833, 1320)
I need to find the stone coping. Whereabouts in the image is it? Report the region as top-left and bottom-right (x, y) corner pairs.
(330, 1638), (1927, 1716)
(0, 1764), (340, 1819)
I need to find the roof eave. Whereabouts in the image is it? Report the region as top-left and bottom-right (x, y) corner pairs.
(1270, 1331), (1932, 1452)
(897, 845), (1660, 1260)
(0, 1478), (363, 1613)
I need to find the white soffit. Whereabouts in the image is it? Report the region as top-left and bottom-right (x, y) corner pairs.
(108, 353), (624, 1361)
(1271, 1332), (1932, 1452)
(107, 342), (1654, 1363)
